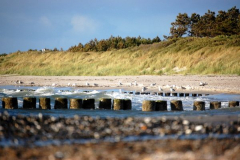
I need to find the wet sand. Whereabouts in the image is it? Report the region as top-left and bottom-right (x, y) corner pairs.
(0, 75), (240, 93)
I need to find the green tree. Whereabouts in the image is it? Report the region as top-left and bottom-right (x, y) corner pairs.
(189, 13), (200, 36)
(170, 13), (190, 38)
(151, 36), (161, 43)
(97, 40), (108, 51)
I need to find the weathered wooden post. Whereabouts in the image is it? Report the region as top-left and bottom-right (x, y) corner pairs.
(193, 101), (205, 111)
(123, 99), (132, 110)
(210, 101), (221, 109)
(82, 98), (95, 109)
(113, 99), (123, 110)
(70, 98), (82, 109)
(23, 97), (36, 109)
(2, 97), (18, 109)
(142, 100), (156, 111)
(155, 100), (167, 111)
(170, 100), (183, 111)
(179, 93), (184, 97)
(99, 98), (112, 109)
(54, 97), (68, 109)
(165, 92), (171, 96)
(39, 97), (51, 109)
(228, 101), (239, 108)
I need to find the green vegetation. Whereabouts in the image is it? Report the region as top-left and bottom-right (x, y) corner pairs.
(1, 7), (239, 76)
(0, 36), (240, 76)
(68, 36), (161, 52)
(168, 6), (240, 38)
(68, 6), (240, 53)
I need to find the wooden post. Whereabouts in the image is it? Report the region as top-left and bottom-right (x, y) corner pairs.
(142, 100), (156, 111)
(170, 100), (183, 111)
(70, 98), (82, 109)
(39, 97), (51, 109)
(23, 97), (36, 109)
(193, 101), (205, 111)
(2, 97), (18, 109)
(99, 98), (112, 109)
(54, 98), (68, 109)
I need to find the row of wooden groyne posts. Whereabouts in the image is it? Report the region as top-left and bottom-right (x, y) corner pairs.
(1, 97), (240, 111)
(3, 88), (209, 97)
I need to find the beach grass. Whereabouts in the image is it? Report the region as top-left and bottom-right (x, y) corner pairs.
(0, 36), (240, 76)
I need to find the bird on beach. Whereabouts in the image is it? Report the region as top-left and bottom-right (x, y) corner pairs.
(16, 80), (23, 84)
(72, 83), (76, 87)
(186, 85), (193, 90)
(52, 83), (57, 87)
(158, 86), (163, 91)
(150, 83), (156, 87)
(142, 86), (147, 92)
(86, 82), (89, 86)
(93, 83), (98, 86)
(199, 82), (208, 86)
(134, 81), (137, 86)
(170, 88), (175, 92)
(118, 82), (122, 86)
(67, 83), (71, 86)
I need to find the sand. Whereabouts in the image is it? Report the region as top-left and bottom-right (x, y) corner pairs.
(0, 75), (240, 93)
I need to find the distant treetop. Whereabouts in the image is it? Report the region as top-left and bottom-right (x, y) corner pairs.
(68, 36), (161, 52)
(166, 6), (240, 39)
(68, 6), (240, 52)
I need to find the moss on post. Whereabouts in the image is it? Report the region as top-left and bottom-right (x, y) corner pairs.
(210, 101), (221, 109)
(170, 100), (183, 111)
(193, 101), (205, 111)
(39, 97), (51, 109)
(2, 97), (18, 109)
(228, 101), (239, 107)
(70, 98), (82, 109)
(23, 97), (36, 109)
(142, 100), (156, 111)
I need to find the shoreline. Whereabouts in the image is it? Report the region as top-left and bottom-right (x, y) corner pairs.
(0, 75), (240, 94)
(1, 75), (240, 160)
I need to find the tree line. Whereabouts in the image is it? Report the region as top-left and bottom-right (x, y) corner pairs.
(68, 6), (239, 52)
(68, 36), (161, 52)
(167, 6), (240, 38)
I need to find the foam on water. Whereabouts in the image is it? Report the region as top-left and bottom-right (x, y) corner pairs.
(0, 85), (240, 117)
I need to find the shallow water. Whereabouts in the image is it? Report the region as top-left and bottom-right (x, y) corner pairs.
(0, 85), (240, 118)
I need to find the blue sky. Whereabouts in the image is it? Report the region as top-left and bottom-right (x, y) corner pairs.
(0, 0), (239, 53)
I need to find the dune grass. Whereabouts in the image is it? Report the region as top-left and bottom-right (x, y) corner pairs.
(0, 36), (240, 76)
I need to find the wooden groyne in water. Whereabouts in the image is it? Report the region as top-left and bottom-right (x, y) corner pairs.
(1, 97), (239, 111)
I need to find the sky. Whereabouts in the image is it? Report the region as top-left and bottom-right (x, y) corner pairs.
(0, 0), (239, 53)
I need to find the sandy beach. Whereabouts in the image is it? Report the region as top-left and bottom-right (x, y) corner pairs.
(0, 75), (240, 93)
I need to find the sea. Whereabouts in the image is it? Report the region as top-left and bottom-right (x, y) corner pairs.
(0, 85), (240, 118)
